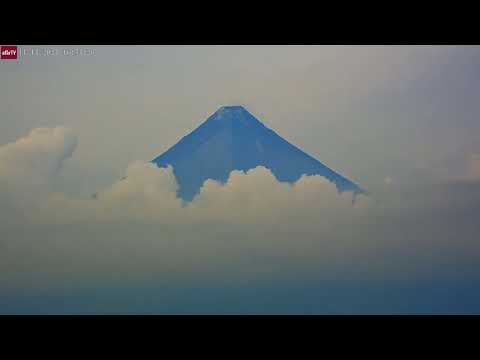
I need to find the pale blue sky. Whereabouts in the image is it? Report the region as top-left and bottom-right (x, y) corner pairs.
(2, 46), (480, 314)
(2, 45), (480, 196)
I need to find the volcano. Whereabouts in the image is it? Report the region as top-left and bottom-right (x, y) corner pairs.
(152, 106), (363, 201)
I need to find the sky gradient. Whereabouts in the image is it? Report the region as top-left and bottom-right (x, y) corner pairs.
(1, 45), (480, 314)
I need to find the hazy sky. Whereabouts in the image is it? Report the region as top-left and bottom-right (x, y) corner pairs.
(1, 45), (480, 314)
(2, 45), (480, 195)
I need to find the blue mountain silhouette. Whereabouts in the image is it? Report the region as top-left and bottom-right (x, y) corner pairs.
(152, 106), (363, 201)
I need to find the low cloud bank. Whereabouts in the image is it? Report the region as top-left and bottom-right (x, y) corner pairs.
(1, 128), (480, 314)
(0, 127), (369, 227)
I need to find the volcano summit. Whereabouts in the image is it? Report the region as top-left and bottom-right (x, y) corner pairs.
(152, 106), (364, 201)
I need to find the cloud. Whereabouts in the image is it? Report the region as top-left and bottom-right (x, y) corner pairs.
(0, 127), (77, 187)
(467, 154), (480, 181)
(440, 153), (480, 184)
(1, 128), (480, 314)
(0, 127), (368, 227)
(0, 128), (371, 281)
(0, 127), (77, 224)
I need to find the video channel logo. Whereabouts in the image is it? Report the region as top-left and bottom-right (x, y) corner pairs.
(1, 46), (18, 60)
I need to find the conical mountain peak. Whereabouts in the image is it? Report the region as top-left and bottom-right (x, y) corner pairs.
(209, 105), (261, 126)
(217, 105), (248, 113)
(153, 106), (363, 201)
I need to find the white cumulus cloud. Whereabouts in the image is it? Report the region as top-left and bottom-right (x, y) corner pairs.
(0, 127), (368, 227)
